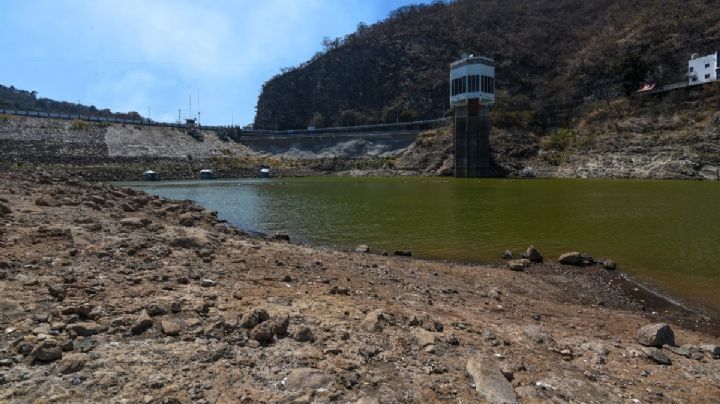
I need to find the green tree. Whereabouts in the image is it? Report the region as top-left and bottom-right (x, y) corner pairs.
(617, 53), (650, 96)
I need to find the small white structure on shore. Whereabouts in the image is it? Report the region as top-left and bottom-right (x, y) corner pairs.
(200, 169), (215, 180)
(449, 54), (495, 106)
(259, 168), (271, 178)
(689, 52), (719, 85)
(143, 170), (159, 181)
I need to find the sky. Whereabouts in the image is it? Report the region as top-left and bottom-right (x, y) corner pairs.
(0, 0), (429, 126)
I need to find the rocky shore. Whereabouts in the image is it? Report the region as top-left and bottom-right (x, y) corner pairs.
(0, 169), (718, 403)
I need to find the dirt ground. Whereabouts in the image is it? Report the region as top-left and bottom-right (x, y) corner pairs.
(0, 169), (718, 403)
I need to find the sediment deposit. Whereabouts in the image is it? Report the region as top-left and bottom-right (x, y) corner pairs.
(0, 169), (718, 402)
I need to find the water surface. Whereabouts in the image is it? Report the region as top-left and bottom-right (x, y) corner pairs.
(119, 177), (720, 313)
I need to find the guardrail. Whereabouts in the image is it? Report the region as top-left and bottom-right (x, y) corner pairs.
(0, 107), (450, 136)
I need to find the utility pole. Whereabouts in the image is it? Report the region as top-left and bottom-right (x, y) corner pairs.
(189, 94), (192, 120)
(178, 109), (181, 124)
(197, 88), (200, 122)
(147, 106), (151, 121)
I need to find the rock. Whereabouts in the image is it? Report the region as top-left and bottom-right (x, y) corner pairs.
(271, 233), (290, 242)
(200, 279), (216, 287)
(119, 217), (151, 228)
(250, 316), (289, 343)
(524, 325), (550, 344)
(355, 244), (370, 253)
(523, 246), (543, 263)
(558, 252), (584, 266)
(66, 322), (105, 337)
(446, 334), (460, 346)
(239, 308), (269, 329)
(700, 344), (719, 357)
(466, 355), (518, 404)
(47, 283), (66, 299)
(131, 311), (154, 335)
(663, 344), (691, 358)
(394, 250), (412, 257)
(507, 259), (530, 271)
(602, 259), (617, 270)
(160, 320), (181, 336)
(642, 347), (672, 365)
(637, 323), (675, 347)
(289, 325), (314, 342)
(178, 213), (195, 227)
(355, 398), (380, 404)
(284, 368), (334, 392)
(413, 328), (436, 348)
(35, 195), (61, 207)
(502, 250), (513, 259)
(360, 309), (386, 332)
(56, 353), (87, 374)
(31, 339), (62, 362)
(146, 303), (167, 316)
(0, 202), (11, 215)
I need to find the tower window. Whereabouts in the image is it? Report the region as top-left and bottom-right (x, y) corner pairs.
(705, 73), (711, 79)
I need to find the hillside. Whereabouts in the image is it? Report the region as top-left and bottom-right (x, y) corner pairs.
(254, 0), (720, 130)
(0, 84), (144, 121)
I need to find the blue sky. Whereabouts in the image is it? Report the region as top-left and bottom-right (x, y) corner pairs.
(0, 0), (428, 126)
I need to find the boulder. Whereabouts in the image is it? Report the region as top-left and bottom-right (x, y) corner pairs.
(642, 347), (672, 365)
(131, 311), (154, 335)
(558, 252), (584, 266)
(502, 250), (513, 259)
(35, 195), (61, 207)
(523, 246), (543, 263)
(47, 283), (66, 299)
(56, 353), (87, 374)
(146, 303), (167, 316)
(700, 344), (719, 357)
(250, 316), (289, 343)
(284, 368), (334, 392)
(355, 244), (370, 253)
(289, 325), (315, 342)
(413, 328), (436, 348)
(0, 202), (11, 215)
(120, 217), (150, 228)
(602, 259), (617, 270)
(66, 322), (105, 337)
(160, 320), (181, 336)
(361, 310), (386, 332)
(524, 325), (551, 344)
(178, 213), (196, 227)
(507, 259), (530, 271)
(31, 339), (62, 362)
(466, 355), (518, 404)
(239, 308), (269, 329)
(637, 323), (675, 347)
(200, 278), (216, 287)
(394, 250), (412, 257)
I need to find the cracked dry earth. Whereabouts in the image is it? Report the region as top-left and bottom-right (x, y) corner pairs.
(0, 170), (718, 403)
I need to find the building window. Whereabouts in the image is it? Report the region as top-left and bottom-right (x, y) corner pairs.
(690, 66), (694, 72)
(693, 77), (698, 82)
(481, 75), (494, 94)
(705, 73), (711, 79)
(468, 75), (480, 92)
(705, 63), (711, 68)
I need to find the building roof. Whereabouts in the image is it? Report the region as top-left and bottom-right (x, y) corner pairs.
(450, 55), (495, 69)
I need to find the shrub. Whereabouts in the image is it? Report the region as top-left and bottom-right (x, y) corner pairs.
(70, 119), (90, 130)
(542, 128), (574, 151)
(96, 121), (112, 128)
(0, 114), (12, 121)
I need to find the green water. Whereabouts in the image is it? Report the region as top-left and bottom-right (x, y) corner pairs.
(121, 177), (720, 313)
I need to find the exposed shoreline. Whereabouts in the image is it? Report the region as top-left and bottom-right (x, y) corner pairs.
(1, 168), (718, 402)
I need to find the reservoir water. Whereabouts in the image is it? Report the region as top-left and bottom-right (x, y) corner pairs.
(120, 177), (720, 313)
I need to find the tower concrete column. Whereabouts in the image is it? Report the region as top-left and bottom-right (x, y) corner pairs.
(454, 99), (490, 178)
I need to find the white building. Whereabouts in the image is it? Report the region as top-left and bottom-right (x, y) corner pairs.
(450, 55), (495, 106)
(688, 52), (719, 85)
